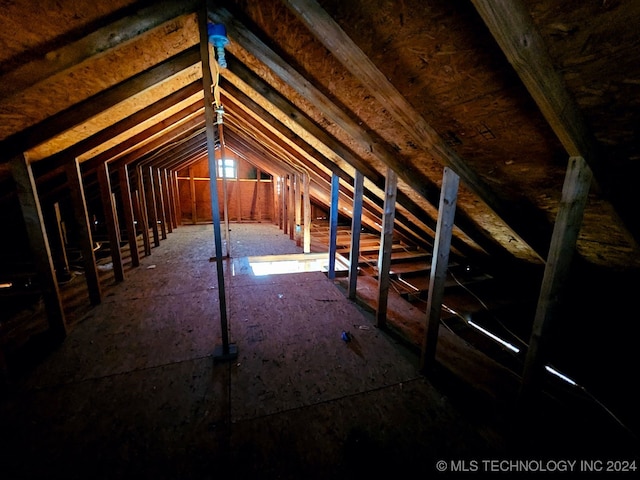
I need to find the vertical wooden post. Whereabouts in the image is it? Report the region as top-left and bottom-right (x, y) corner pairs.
(199, 6), (235, 360)
(173, 171), (182, 226)
(303, 172), (311, 253)
(288, 174), (295, 240)
(136, 165), (152, 255)
(327, 173), (340, 279)
(144, 166), (160, 247)
(189, 166), (197, 224)
(348, 170), (364, 300)
(281, 175), (287, 233)
(153, 167), (167, 240)
(520, 156), (592, 398)
(65, 159), (102, 304)
(273, 176), (278, 225)
(97, 162), (124, 282)
(256, 169), (262, 222)
(376, 168), (398, 328)
(165, 169), (177, 229)
(161, 169), (173, 234)
(420, 167), (460, 372)
(218, 148), (231, 257)
(118, 164), (140, 268)
(43, 202), (71, 282)
(295, 173), (302, 247)
(11, 153), (67, 340)
(235, 175), (242, 222)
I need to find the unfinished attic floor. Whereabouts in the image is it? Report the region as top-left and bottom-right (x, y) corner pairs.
(0, 223), (634, 479)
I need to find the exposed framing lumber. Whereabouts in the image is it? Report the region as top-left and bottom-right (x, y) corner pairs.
(134, 166), (152, 256)
(294, 173), (302, 247)
(0, 46), (201, 164)
(470, 1), (596, 167)
(118, 164), (140, 268)
(33, 82), (203, 176)
(327, 173), (340, 280)
(520, 156), (593, 398)
(42, 202), (70, 282)
(143, 166), (160, 248)
(65, 159), (102, 304)
(420, 167), (460, 372)
(303, 173), (311, 253)
(97, 163), (124, 282)
(0, 0), (199, 101)
(376, 168), (398, 328)
(220, 57), (490, 260)
(348, 170), (364, 300)
(10, 154), (67, 340)
(282, 0), (546, 259)
(153, 167), (167, 240)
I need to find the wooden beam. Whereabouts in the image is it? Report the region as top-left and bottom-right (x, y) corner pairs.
(220, 59), (492, 260)
(165, 169), (178, 230)
(375, 168), (398, 328)
(327, 173), (340, 280)
(470, 1), (596, 166)
(42, 202), (71, 282)
(153, 168), (167, 240)
(173, 171), (182, 226)
(0, 46), (201, 163)
(144, 166), (160, 248)
(118, 164), (140, 268)
(135, 167), (152, 256)
(282, 0), (547, 258)
(97, 163), (124, 282)
(34, 82), (203, 176)
(348, 170), (364, 300)
(288, 173), (295, 241)
(420, 167), (460, 372)
(521, 156), (592, 398)
(303, 173), (311, 253)
(0, 0), (199, 100)
(10, 154), (67, 340)
(295, 173), (302, 247)
(189, 166), (198, 224)
(65, 159), (102, 304)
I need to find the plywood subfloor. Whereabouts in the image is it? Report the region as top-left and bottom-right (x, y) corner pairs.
(0, 223), (636, 479)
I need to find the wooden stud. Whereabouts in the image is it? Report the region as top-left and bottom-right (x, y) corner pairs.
(303, 173), (311, 254)
(145, 166), (160, 248)
(375, 168), (398, 328)
(10, 153), (67, 340)
(189, 166), (197, 224)
(348, 170), (364, 300)
(256, 168), (263, 222)
(135, 166), (152, 256)
(327, 173), (340, 280)
(97, 162), (124, 282)
(164, 169), (177, 230)
(65, 159), (102, 304)
(295, 173), (302, 247)
(161, 169), (173, 234)
(281, 0), (545, 258)
(288, 174), (295, 241)
(420, 167), (460, 372)
(153, 168), (167, 240)
(520, 156), (593, 398)
(173, 171), (183, 226)
(43, 202), (71, 282)
(118, 164), (140, 268)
